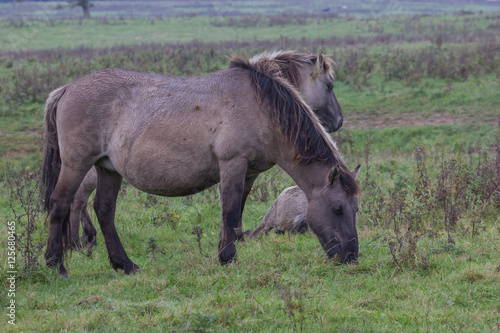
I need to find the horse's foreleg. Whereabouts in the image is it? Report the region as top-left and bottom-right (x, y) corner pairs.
(94, 167), (139, 274)
(218, 158), (248, 264)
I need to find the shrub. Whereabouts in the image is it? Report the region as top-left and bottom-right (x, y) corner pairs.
(6, 170), (46, 272)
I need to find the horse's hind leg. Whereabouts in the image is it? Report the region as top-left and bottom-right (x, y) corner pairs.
(46, 166), (90, 277)
(68, 168), (98, 250)
(68, 201), (83, 250)
(81, 203), (97, 249)
(93, 167), (139, 274)
(248, 198), (278, 238)
(79, 168), (98, 249)
(235, 174), (258, 241)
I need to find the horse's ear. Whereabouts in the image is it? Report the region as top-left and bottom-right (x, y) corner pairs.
(316, 52), (325, 73)
(351, 165), (361, 179)
(328, 164), (341, 185)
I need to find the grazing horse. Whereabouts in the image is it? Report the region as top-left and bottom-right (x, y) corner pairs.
(42, 50), (359, 277)
(249, 167), (360, 237)
(65, 51), (345, 251)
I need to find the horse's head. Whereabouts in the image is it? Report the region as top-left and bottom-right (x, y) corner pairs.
(307, 164), (360, 263)
(298, 53), (343, 133)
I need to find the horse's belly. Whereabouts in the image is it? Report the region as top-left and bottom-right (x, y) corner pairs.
(119, 156), (220, 197)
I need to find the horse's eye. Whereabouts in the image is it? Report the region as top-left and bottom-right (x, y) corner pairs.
(333, 206), (343, 215)
(326, 83), (334, 92)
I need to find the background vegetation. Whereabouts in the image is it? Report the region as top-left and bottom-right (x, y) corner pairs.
(1, 1), (499, 332)
(1, 0), (500, 19)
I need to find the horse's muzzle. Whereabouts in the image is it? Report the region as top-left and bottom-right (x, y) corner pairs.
(327, 237), (358, 263)
(332, 118), (343, 132)
(342, 251), (358, 264)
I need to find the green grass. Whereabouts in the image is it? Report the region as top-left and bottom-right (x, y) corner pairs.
(0, 16), (373, 51)
(341, 124), (499, 157)
(1, 12), (499, 51)
(335, 76), (500, 118)
(1, 165), (499, 332)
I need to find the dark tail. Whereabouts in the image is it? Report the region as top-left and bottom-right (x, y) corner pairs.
(42, 86), (66, 212)
(42, 86), (74, 252)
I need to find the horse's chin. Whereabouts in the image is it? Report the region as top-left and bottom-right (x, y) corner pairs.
(330, 121), (343, 133)
(318, 120), (334, 133)
(322, 122), (342, 133)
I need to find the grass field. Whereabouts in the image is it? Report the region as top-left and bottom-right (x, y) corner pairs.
(2, 11), (500, 51)
(1, 139), (499, 332)
(1, 2), (499, 332)
(2, 0), (499, 20)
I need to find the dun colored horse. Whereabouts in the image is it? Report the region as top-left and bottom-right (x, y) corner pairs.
(66, 51), (345, 251)
(42, 51), (359, 277)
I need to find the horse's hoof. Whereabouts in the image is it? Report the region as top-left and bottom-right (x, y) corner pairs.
(60, 273), (70, 279)
(218, 241), (236, 265)
(219, 254), (237, 266)
(126, 268), (142, 275)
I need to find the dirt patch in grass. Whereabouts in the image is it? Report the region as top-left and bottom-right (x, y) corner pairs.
(345, 110), (499, 129)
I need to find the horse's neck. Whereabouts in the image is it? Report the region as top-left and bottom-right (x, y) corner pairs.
(278, 159), (330, 200)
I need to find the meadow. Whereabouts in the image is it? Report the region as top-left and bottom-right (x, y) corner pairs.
(2, 0), (500, 20)
(0, 4), (499, 332)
